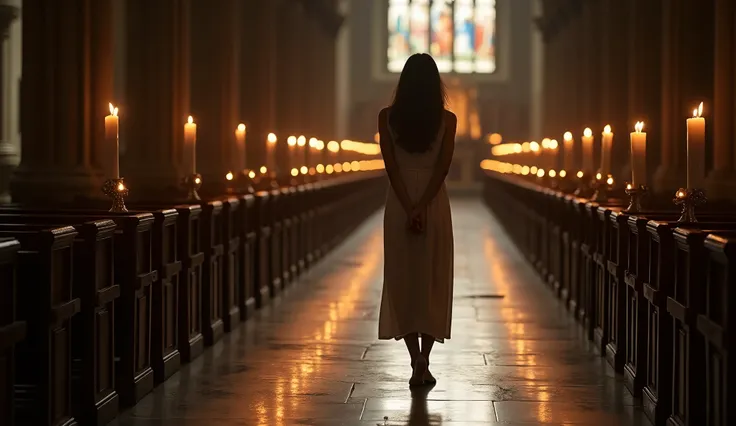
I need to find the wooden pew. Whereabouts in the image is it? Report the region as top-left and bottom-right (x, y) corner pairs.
(253, 191), (272, 308)
(4, 225), (80, 425)
(200, 200), (225, 345)
(701, 231), (736, 426)
(219, 196), (242, 333)
(0, 211), (157, 408)
(279, 187), (294, 285)
(269, 189), (284, 295)
(0, 238), (23, 425)
(239, 194), (257, 320)
(295, 185), (308, 273)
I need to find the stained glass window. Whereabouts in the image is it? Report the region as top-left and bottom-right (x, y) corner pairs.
(387, 0), (496, 74)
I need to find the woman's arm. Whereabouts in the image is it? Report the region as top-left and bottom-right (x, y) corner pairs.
(378, 109), (414, 215)
(414, 112), (457, 210)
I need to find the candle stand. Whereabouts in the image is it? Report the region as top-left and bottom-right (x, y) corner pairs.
(235, 170), (255, 194)
(102, 178), (129, 212)
(183, 173), (202, 201)
(574, 171), (593, 198)
(624, 184), (648, 213)
(674, 187), (706, 223)
(591, 174), (617, 202)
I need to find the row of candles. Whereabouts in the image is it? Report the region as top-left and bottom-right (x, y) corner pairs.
(103, 103), (382, 182)
(491, 102), (707, 190)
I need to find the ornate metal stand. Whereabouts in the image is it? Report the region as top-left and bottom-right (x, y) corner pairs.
(102, 178), (129, 212)
(624, 184), (648, 213)
(183, 173), (202, 201)
(674, 188), (706, 223)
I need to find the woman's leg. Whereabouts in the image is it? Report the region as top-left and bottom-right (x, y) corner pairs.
(421, 334), (435, 363)
(403, 333), (420, 365)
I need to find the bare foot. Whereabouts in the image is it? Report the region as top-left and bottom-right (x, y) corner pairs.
(409, 356), (427, 387)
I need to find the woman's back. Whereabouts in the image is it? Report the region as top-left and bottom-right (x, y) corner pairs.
(386, 108), (447, 173)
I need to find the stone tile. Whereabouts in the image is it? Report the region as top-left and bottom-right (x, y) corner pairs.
(116, 199), (648, 426)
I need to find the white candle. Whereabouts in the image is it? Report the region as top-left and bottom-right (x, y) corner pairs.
(327, 140), (339, 167)
(686, 102), (706, 189)
(582, 128), (594, 172)
(287, 136), (297, 175)
(297, 135), (307, 169)
(601, 125), (613, 176)
(235, 123), (246, 172)
(548, 139), (559, 171)
(184, 116), (197, 174)
(266, 133), (278, 173)
(563, 131), (574, 172)
(104, 103), (120, 178)
(630, 121), (647, 186)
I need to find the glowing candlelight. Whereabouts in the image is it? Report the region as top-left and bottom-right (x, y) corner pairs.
(630, 121), (647, 186)
(601, 125), (613, 176)
(104, 103), (120, 178)
(582, 128), (594, 172)
(686, 102), (705, 188)
(563, 131), (574, 172)
(184, 116), (197, 174)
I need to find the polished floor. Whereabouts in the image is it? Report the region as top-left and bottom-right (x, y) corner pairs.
(114, 198), (649, 425)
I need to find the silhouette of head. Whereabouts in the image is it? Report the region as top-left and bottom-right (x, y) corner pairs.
(389, 53), (447, 153)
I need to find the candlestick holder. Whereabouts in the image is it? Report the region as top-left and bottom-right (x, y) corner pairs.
(183, 173), (202, 201)
(102, 178), (129, 213)
(673, 187), (706, 223)
(591, 173), (615, 202)
(624, 184), (648, 213)
(574, 171), (593, 198)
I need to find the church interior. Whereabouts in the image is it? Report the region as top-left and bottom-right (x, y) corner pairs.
(0, 0), (733, 425)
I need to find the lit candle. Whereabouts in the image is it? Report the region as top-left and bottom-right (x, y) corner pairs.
(630, 121), (647, 186)
(297, 135), (307, 168)
(600, 125), (613, 176)
(686, 102), (705, 189)
(105, 103), (120, 178)
(548, 139), (559, 171)
(582, 128), (594, 172)
(563, 131), (574, 172)
(327, 140), (340, 168)
(184, 116), (197, 174)
(235, 123), (246, 172)
(287, 136), (297, 172)
(266, 133), (277, 173)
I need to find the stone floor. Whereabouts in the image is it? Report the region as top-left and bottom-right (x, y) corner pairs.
(113, 198), (650, 425)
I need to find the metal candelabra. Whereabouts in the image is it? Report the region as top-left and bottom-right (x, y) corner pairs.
(102, 178), (129, 212)
(674, 187), (706, 223)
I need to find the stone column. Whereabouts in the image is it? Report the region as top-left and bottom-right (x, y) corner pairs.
(241, 0), (277, 170)
(580, 0), (603, 131)
(706, 0), (736, 199)
(0, 0), (20, 203)
(121, 0), (190, 196)
(276, 2), (305, 137)
(627, 0), (662, 186)
(191, 0), (241, 192)
(11, 0), (112, 204)
(654, 0), (714, 194)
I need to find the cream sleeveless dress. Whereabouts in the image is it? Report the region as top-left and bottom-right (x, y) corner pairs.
(378, 112), (454, 343)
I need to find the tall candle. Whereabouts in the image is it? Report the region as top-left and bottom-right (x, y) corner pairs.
(549, 139), (559, 171)
(600, 125), (613, 176)
(630, 121), (647, 186)
(327, 140), (339, 166)
(582, 128), (594, 172)
(287, 136), (297, 173)
(563, 131), (574, 172)
(235, 123), (246, 172)
(104, 103), (120, 178)
(265, 133), (278, 173)
(297, 135), (307, 168)
(184, 116), (197, 174)
(686, 102), (706, 189)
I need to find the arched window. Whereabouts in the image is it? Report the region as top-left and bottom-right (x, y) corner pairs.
(387, 0), (496, 74)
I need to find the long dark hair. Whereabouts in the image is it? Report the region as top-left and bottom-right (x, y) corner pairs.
(389, 53), (447, 153)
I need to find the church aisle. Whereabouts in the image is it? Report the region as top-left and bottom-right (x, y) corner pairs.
(114, 198), (648, 425)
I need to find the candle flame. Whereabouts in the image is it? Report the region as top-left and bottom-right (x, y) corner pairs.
(187, 116), (193, 124)
(300, 166), (308, 175)
(549, 170), (557, 178)
(117, 182), (125, 191)
(530, 141), (540, 152)
(291, 168), (299, 177)
(109, 103), (119, 117)
(607, 177), (614, 185)
(317, 164), (325, 173)
(577, 171), (584, 178)
(604, 124), (612, 133)
(297, 136), (306, 146)
(327, 141), (340, 153)
(260, 166), (267, 174)
(537, 169), (545, 178)
(316, 140), (325, 150)
(677, 190), (685, 198)
(267, 133), (277, 144)
(287, 136), (297, 146)
(626, 183), (632, 190)
(635, 121), (644, 133)
(248, 170), (256, 178)
(308, 137), (318, 147)
(549, 139), (559, 150)
(237, 123), (246, 132)
(563, 132), (573, 141)
(559, 170), (567, 178)
(226, 172), (234, 181)
(541, 138), (551, 149)
(583, 128), (592, 138)
(596, 172), (602, 180)
(194, 177), (201, 184)
(693, 102), (703, 118)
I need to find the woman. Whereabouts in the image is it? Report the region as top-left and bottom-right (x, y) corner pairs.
(377, 53), (456, 387)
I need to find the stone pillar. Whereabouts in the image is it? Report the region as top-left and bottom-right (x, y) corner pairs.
(241, 0), (277, 170)
(11, 0), (112, 203)
(706, 0), (736, 199)
(0, 0), (20, 203)
(580, 0), (603, 131)
(121, 0), (190, 196)
(191, 0), (241, 192)
(627, 0), (662, 186)
(276, 2), (305, 137)
(654, 0), (714, 194)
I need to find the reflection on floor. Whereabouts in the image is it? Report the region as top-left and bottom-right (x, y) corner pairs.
(113, 198), (649, 425)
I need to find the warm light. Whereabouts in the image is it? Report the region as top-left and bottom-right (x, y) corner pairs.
(334, 163), (343, 173)
(530, 141), (540, 152)
(226, 172), (234, 181)
(677, 190), (686, 198)
(537, 169), (545, 178)
(187, 116), (194, 125)
(308, 167), (316, 176)
(549, 139), (559, 150)
(260, 166), (267, 174)
(351, 161), (360, 171)
(248, 171), (255, 179)
(563, 132), (573, 141)
(596, 172), (602, 180)
(635, 121), (644, 133)
(267, 133), (277, 143)
(559, 170), (567, 178)
(316, 140), (325, 150)
(607, 177), (614, 185)
(287, 136), (297, 146)
(513, 144), (522, 153)
(343, 162), (352, 172)
(626, 183), (632, 190)
(604, 124), (612, 134)
(194, 177), (201, 184)
(109, 103), (119, 117)
(308, 137), (318, 147)
(577, 171), (584, 178)
(374, 132), (380, 143)
(316, 164), (325, 173)
(300, 166), (308, 175)
(237, 123), (246, 132)
(521, 166), (530, 176)
(693, 102), (704, 118)
(327, 141), (340, 152)
(489, 133), (503, 145)
(549, 170), (557, 178)
(530, 166), (538, 174)
(297, 136), (306, 146)
(326, 164), (334, 174)
(117, 182), (125, 191)
(541, 138), (551, 149)
(290, 168), (298, 177)
(521, 142), (530, 152)
(583, 128), (592, 138)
